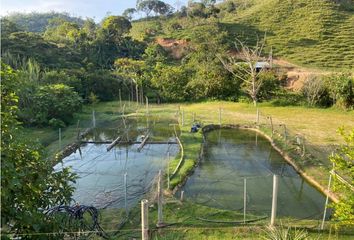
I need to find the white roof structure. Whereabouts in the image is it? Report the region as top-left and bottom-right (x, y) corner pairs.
(255, 62), (270, 69)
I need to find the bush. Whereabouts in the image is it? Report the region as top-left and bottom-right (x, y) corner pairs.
(325, 74), (354, 109)
(301, 76), (331, 107)
(48, 118), (66, 129)
(32, 84), (82, 125)
(258, 71), (280, 101)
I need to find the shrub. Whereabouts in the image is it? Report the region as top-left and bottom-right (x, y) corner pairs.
(32, 84), (82, 125)
(48, 118), (66, 129)
(325, 74), (354, 109)
(301, 76), (330, 107)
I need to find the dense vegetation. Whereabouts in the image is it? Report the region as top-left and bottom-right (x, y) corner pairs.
(1, 0), (353, 237)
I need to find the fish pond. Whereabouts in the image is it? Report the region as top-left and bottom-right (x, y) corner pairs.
(180, 128), (328, 219)
(55, 116), (179, 209)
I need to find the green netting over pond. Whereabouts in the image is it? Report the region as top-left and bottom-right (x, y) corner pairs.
(179, 128), (329, 219)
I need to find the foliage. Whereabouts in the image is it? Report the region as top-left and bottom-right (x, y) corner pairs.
(325, 74), (354, 109)
(122, 8), (137, 21)
(330, 128), (354, 227)
(257, 71), (280, 101)
(1, 63), (76, 237)
(151, 63), (189, 101)
(100, 16), (132, 42)
(4, 11), (84, 32)
(136, 0), (173, 17)
(301, 76), (329, 107)
(262, 225), (309, 240)
(31, 84), (82, 125)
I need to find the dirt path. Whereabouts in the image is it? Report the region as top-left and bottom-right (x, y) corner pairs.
(272, 58), (333, 91)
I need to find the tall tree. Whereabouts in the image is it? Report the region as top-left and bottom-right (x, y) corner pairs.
(122, 8), (137, 20)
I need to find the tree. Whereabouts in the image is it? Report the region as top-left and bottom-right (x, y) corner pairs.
(136, 0), (156, 17)
(219, 38), (269, 106)
(151, 63), (188, 101)
(330, 127), (354, 227)
(152, 0), (174, 16)
(1, 63), (76, 236)
(122, 8), (137, 20)
(100, 16), (132, 42)
(114, 58), (146, 104)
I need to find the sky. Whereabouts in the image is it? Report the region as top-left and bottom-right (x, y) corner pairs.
(0, 0), (188, 21)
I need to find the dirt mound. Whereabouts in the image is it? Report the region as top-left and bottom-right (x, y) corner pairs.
(156, 38), (189, 59)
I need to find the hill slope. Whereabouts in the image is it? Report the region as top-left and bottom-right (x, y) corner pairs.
(223, 0), (354, 70)
(131, 0), (354, 70)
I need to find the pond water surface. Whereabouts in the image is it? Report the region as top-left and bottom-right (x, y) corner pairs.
(180, 128), (328, 219)
(55, 116), (179, 209)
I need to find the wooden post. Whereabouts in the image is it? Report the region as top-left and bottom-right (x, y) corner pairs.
(141, 199), (149, 240)
(270, 175), (279, 227)
(157, 170), (164, 227)
(136, 84), (139, 106)
(180, 190), (184, 202)
(321, 173), (332, 230)
(283, 124), (287, 147)
(124, 172), (128, 216)
(219, 107), (222, 125)
(167, 151), (170, 189)
(119, 88), (122, 109)
(192, 112), (195, 123)
(58, 128), (62, 150)
(268, 116), (273, 139)
(181, 109), (184, 127)
(146, 96), (149, 115)
(302, 136), (306, 157)
(256, 108), (259, 125)
(243, 178), (247, 224)
(92, 110), (96, 128)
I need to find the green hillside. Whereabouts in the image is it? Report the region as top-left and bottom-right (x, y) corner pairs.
(131, 0), (354, 70)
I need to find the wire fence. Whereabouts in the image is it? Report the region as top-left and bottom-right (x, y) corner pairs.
(7, 102), (352, 239)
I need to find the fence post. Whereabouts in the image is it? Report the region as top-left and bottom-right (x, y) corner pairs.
(146, 96), (149, 115)
(181, 109), (184, 127)
(180, 190), (184, 202)
(268, 116), (274, 139)
(124, 172), (128, 217)
(283, 124), (287, 147)
(141, 199), (149, 240)
(58, 128), (62, 150)
(192, 112), (195, 123)
(321, 173), (332, 230)
(244, 178), (247, 224)
(219, 107), (222, 125)
(256, 108), (259, 125)
(302, 136), (306, 157)
(157, 170), (164, 227)
(92, 109), (96, 128)
(119, 88), (122, 110)
(270, 175), (279, 227)
(167, 151), (170, 190)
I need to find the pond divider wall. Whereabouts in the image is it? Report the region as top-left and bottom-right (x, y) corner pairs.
(170, 135), (184, 178)
(173, 124), (338, 203)
(54, 128), (91, 163)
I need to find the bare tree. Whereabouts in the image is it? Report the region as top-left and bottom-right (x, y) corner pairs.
(218, 38), (269, 106)
(302, 75), (326, 106)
